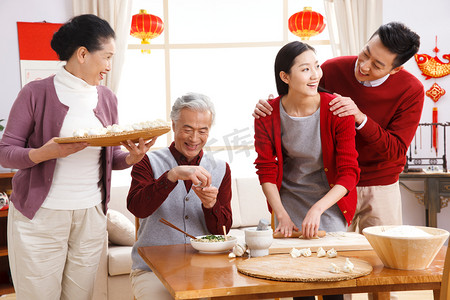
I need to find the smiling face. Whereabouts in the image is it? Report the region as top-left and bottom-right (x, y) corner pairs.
(79, 37), (115, 86)
(354, 35), (403, 82)
(280, 49), (322, 97)
(173, 108), (212, 162)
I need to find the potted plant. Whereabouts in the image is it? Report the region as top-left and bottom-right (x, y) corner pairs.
(0, 119), (4, 132)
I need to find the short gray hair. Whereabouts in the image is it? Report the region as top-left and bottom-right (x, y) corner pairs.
(170, 92), (216, 124)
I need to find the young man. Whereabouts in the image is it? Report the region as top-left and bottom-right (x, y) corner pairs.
(254, 22), (424, 233)
(128, 93), (232, 300)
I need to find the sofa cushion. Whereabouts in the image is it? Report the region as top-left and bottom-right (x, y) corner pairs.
(107, 274), (134, 300)
(108, 245), (133, 276)
(229, 228), (245, 243)
(235, 177), (271, 227)
(109, 185), (135, 223)
(107, 209), (135, 246)
(230, 179), (242, 228)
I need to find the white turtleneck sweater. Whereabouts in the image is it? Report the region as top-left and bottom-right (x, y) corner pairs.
(42, 67), (103, 210)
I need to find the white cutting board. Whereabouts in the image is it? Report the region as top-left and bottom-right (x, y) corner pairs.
(269, 232), (372, 254)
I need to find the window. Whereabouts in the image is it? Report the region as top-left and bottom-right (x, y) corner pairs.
(115, 0), (332, 184)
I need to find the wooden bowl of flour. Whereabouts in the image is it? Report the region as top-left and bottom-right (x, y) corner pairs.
(363, 225), (449, 270)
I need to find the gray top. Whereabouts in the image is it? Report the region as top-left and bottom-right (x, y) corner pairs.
(132, 147), (226, 271)
(278, 101), (346, 232)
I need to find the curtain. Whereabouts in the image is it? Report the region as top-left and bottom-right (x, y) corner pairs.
(73, 0), (133, 93)
(323, 0), (382, 57)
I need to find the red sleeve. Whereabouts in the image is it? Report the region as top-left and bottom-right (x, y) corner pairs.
(356, 84), (424, 161)
(202, 163), (233, 234)
(254, 103), (280, 186)
(333, 115), (360, 192)
(127, 155), (178, 218)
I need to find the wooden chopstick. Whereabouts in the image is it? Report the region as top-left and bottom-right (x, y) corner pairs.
(159, 218), (197, 240)
(222, 225), (227, 241)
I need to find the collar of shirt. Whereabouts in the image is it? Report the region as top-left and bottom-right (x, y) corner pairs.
(56, 67), (97, 92)
(169, 142), (203, 166)
(354, 61), (390, 87)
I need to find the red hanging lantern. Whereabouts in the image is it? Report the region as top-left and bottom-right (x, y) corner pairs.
(288, 7), (326, 41)
(130, 9), (164, 54)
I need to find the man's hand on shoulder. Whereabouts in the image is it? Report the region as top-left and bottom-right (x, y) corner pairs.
(167, 165), (212, 187)
(329, 93), (366, 125)
(252, 94), (274, 119)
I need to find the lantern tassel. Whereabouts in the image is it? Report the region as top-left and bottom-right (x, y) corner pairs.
(432, 107), (438, 155)
(141, 39), (151, 54)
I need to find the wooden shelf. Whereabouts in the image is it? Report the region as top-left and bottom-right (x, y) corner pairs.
(0, 284), (14, 296)
(0, 247), (7, 258)
(0, 173), (13, 296)
(0, 172), (14, 196)
(0, 173), (14, 179)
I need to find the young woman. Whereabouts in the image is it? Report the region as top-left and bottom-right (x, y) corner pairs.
(254, 41), (360, 300)
(255, 41), (360, 249)
(0, 15), (155, 300)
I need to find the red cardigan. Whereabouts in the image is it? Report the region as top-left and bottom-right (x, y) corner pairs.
(254, 93), (360, 225)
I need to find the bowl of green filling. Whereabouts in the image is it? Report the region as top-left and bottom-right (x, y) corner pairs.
(190, 234), (237, 253)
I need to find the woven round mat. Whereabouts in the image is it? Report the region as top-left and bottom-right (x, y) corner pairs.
(237, 254), (372, 282)
(54, 126), (170, 147)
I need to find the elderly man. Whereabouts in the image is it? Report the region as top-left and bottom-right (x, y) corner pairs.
(128, 92), (232, 300)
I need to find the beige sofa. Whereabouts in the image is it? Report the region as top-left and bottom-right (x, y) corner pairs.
(92, 176), (270, 300)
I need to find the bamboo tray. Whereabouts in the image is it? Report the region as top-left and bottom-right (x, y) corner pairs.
(54, 126), (171, 147)
(237, 254), (372, 282)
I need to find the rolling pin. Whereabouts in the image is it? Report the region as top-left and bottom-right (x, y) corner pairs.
(273, 230), (326, 239)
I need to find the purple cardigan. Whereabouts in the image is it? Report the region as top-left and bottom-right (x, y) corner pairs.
(0, 76), (129, 219)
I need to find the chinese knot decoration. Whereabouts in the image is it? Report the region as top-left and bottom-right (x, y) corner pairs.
(130, 9), (164, 54)
(414, 36), (449, 155)
(288, 7), (326, 41)
(426, 82), (446, 103)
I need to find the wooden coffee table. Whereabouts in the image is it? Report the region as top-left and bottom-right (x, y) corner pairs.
(138, 244), (446, 300)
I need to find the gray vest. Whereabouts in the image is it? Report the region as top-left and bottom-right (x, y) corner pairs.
(132, 147), (226, 271)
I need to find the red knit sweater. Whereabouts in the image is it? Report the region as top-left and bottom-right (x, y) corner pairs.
(254, 93), (360, 225)
(320, 56), (424, 186)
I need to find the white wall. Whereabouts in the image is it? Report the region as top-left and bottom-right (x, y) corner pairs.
(0, 0), (72, 124)
(383, 0), (450, 234)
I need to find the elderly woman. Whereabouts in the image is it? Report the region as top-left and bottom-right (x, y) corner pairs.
(0, 14), (155, 300)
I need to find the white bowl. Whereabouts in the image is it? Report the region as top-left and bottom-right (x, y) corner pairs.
(363, 225), (449, 270)
(190, 235), (237, 254)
